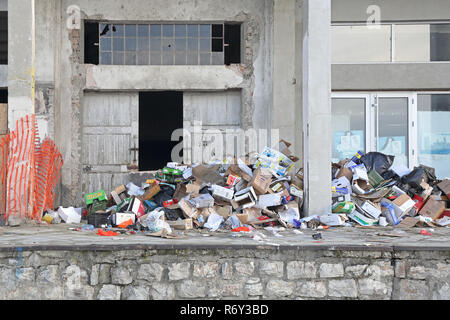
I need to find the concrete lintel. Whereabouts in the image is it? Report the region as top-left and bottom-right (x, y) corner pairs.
(85, 65), (245, 91)
(302, 0), (331, 216)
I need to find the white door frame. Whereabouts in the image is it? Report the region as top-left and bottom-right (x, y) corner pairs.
(331, 92), (372, 156)
(332, 91), (418, 169)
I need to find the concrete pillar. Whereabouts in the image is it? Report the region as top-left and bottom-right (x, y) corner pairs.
(302, 0), (331, 216)
(273, 0), (298, 152)
(8, 0), (35, 126)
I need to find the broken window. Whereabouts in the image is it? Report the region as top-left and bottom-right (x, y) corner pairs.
(0, 89), (6, 103)
(0, 11), (7, 65)
(84, 22), (99, 64)
(86, 22), (241, 65)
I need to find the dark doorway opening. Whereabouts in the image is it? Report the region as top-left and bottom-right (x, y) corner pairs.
(139, 91), (183, 171)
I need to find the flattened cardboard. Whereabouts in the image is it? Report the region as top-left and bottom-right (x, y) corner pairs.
(192, 164), (224, 184)
(226, 164), (252, 182)
(185, 182), (201, 194)
(214, 205), (232, 219)
(398, 216), (420, 228)
(437, 179), (450, 197)
(167, 218), (193, 230)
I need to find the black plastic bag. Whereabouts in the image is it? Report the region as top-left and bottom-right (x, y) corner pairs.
(419, 164), (437, 184)
(360, 152), (395, 175)
(401, 167), (427, 190)
(164, 208), (184, 221)
(152, 185), (175, 207)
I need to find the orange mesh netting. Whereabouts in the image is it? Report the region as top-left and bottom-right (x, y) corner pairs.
(0, 114), (63, 221)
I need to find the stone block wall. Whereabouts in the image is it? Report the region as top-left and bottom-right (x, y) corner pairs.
(0, 247), (449, 300)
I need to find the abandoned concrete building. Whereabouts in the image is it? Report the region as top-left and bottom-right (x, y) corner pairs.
(3, 0), (450, 217)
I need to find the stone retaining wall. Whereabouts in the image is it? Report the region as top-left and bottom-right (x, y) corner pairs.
(0, 247), (449, 300)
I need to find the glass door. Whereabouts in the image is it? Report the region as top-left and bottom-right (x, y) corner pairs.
(372, 93), (416, 168)
(332, 92), (417, 169)
(331, 93), (371, 163)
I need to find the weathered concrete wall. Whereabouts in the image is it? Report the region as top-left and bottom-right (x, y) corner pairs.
(46, 0), (275, 206)
(331, 0), (450, 91)
(332, 63), (450, 91)
(0, 247), (449, 300)
(332, 0), (450, 22)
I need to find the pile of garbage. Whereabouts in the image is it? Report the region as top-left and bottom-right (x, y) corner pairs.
(326, 151), (450, 230)
(42, 142), (450, 238)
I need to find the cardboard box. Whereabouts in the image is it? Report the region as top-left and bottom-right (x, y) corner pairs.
(212, 185), (234, 201)
(190, 193), (215, 208)
(179, 198), (199, 219)
(355, 200), (381, 219)
(110, 191), (122, 205)
(114, 184), (127, 195)
(167, 218), (193, 230)
(114, 212), (136, 226)
(226, 174), (241, 186)
(249, 167), (272, 194)
(130, 198), (146, 218)
(393, 194), (416, 217)
(419, 196), (446, 220)
(258, 193), (282, 207)
(233, 186), (257, 209)
(289, 185), (303, 198)
(138, 182), (161, 201)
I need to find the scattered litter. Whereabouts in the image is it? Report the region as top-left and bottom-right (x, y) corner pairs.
(312, 233), (322, 240)
(5, 142), (448, 246)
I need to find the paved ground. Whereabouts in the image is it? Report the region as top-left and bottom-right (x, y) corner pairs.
(0, 222), (449, 251)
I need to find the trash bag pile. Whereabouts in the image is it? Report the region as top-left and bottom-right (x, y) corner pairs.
(42, 145), (450, 237)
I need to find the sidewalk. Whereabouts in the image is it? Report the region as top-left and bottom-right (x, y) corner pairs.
(0, 223), (449, 251)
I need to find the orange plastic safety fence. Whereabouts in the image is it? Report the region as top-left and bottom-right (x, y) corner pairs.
(0, 114), (63, 221)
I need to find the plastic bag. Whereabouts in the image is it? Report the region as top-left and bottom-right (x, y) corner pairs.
(401, 167), (427, 190)
(146, 208), (172, 233)
(360, 152), (394, 175)
(203, 213), (224, 232)
(126, 182), (145, 196)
